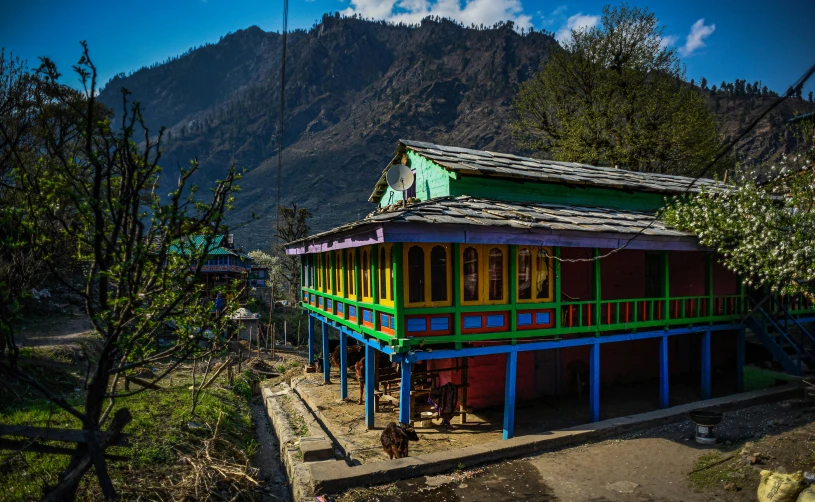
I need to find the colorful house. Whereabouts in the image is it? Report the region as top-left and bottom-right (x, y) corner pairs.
(285, 140), (815, 439)
(170, 234), (253, 293)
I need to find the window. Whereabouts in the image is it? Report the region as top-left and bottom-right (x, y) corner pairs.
(407, 245), (425, 304)
(379, 244), (394, 306)
(518, 249), (532, 300)
(463, 246), (479, 302)
(322, 253), (330, 293)
(488, 248), (504, 301)
(334, 251), (343, 297)
(403, 243), (452, 307)
(461, 245), (508, 304)
(516, 246), (554, 303)
(405, 169), (417, 199)
(430, 245), (447, 302)
(361, 248), (373, 302)
(315, 254), (322, 291)
(346, 249), (356, 298)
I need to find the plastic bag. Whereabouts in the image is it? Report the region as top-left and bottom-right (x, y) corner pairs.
(797, 486), (815, 502)
(757, 470), (805, 502)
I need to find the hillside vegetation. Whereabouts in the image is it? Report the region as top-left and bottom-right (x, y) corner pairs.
(98, 15), (815, 248)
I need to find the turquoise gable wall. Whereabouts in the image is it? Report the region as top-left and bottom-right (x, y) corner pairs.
(378, 151), (453, 208)
(377, 151), (666, 212)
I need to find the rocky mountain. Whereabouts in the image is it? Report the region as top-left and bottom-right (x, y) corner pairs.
(98, 15), (815, 249)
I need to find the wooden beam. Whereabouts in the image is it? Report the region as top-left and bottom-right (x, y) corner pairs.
(590, 343), (600, 422)
(0, 426), (130, 447)
(0, 439), (127, 460)
(340, 331), (348, 400)
(659, 335), (669, 408)
(701, 330), (712, 399)
(399, 361), (412, 425)
(503, 351), (518, 439)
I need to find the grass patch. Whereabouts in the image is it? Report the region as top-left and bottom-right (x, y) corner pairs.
(0, 363), (257, 501)
(743, 366), (798, 392)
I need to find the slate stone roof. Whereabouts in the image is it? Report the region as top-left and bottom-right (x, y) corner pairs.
(286, 196), (691, 249)
(368, 139), (719, 203)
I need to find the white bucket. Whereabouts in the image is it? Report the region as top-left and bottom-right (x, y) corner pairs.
(420, 411), (434, 427)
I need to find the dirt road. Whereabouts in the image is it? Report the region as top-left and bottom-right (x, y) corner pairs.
(338, 397), (815, 502)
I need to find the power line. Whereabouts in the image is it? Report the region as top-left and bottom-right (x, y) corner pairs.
(275, 0), (289, 246)
(551, 61), (815, 264)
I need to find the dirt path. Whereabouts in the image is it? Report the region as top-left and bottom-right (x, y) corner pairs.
(13, 313), (96, 348)
(337, 397), (815, 502)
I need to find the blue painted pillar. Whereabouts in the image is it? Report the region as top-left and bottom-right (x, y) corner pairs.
(503, 351), (518, 440)
(589, 343), (600, 422)
(321, 320), (330, 384)
(339, 331), (348, 400)
(701, 330), (712, 399)
(737, 327), (746, 393)
(307, 315), (315, 365)
(659, 335), (669, 409)
(399, 361), (413, 425)
(365, 344), (375, 429)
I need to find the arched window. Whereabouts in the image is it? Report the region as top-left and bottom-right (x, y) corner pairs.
(535, 248), (550, 300)
(430, 245), (448, 302)
(463, 246), (479, 302)
(334, 251), (343, 297)
(408, 245), (425, 303)
(517, 248), (532, 300)
(346, 250), (355, 297)
(316, 254), (322, 290)
(379, 247), (387, 302)
(389, 247), (395, 301)
(361, 250), (370, 300)
(488, 247), (504, 301)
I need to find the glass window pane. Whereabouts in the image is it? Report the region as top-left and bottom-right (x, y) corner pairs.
(463, 247), (479, 301)
(536, 248), (550, 299)
(489, 248), (504, 301)
(430, 246), (447, 302)
(408, 246), (425, 303)
(362, 250), (369, 298)
(379, 247), (387, 301)
(518, 249), (532, 300)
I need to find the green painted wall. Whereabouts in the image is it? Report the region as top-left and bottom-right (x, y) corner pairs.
(448, 175), (667, 211)
(378, 151), (453, 208)
(378, 151), (668, 211)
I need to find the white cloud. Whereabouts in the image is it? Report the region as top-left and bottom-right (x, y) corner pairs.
(679, 18), (715, 56)
(555, 12), (600, 43)
(341, 0), (533, 32)
(659, 34), (678, 49)
(551, 5), (567, 16)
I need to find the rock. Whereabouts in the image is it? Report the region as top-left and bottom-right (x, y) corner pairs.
(606, 481), (639, 494)
(724, 481), (739, 492)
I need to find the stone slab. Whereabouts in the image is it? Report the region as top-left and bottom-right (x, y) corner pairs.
(310, 383), (803, 495)
(301, 438), (335, 462)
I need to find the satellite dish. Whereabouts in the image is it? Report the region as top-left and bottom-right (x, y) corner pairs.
(386, 163), (415, 192)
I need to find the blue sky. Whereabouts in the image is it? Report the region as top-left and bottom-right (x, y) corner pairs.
(2, 0), (813, 97)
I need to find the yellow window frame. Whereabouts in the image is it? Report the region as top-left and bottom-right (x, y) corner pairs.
(459, 244), (509, 305)
(315, 253), (323, 292)
(516, 246), (554, 303)
(403, 243), (452, 308)
(334, 250), (344, 298)
(378, 244), (394, 307)
(345, 248), (356, 299)
(360, 246), (374, 303)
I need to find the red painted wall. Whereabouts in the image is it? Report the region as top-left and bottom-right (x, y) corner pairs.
(668, 251), (705, 296)
(600, 250), (646, 299)
(560, 248), (593, 301)
(713, 259), (739, 295)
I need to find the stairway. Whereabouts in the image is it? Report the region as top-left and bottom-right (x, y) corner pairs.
(745, 296), (815, 376)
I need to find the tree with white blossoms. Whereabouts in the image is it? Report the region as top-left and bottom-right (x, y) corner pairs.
(247, 249), (280, 288)
(662, 118), (815, 299)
